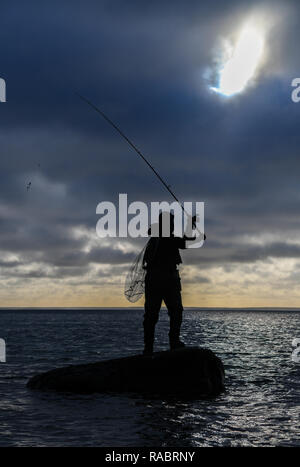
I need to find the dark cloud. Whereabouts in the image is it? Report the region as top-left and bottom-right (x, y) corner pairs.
(0, 0), (300, 298)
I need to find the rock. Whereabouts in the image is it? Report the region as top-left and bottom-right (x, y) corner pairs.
(27, 347), (225, 398)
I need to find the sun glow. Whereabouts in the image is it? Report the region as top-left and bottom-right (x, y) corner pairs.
(212, 24), (265, 96)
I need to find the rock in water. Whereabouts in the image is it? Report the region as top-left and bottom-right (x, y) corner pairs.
(27, 347), (225, 397)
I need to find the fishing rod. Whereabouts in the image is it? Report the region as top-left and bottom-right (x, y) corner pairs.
(77, 93), (203, 237)
(76, 93), (182, 203)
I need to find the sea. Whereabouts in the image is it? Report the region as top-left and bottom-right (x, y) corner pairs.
(0, 308), (299, 447)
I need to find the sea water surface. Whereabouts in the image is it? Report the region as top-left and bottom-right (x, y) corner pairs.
(0, 308), (299, 447)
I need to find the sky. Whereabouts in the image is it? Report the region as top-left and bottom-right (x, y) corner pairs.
(1, 0), (300, 307)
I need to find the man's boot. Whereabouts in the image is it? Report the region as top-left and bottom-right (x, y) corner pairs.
(169, 338), (185, 350)
(143, 326), (155, 356)
(169, 326), (185, 349)
(169, 313), (185, 350)
(143, 344), (153, 356)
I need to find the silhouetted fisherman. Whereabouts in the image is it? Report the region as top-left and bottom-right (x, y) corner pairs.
(142, 212), (205, 355)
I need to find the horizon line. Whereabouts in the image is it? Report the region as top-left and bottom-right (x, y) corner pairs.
(1, 306), (300, 311)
